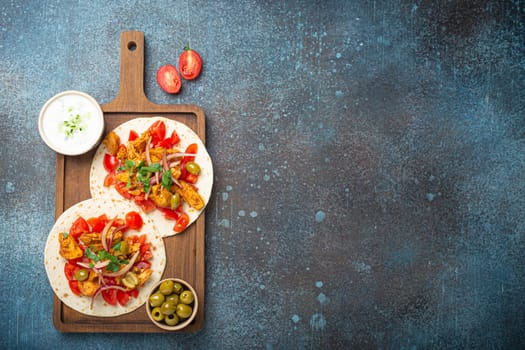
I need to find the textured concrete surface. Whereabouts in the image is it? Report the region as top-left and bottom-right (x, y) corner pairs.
(1, 0), (525, 349)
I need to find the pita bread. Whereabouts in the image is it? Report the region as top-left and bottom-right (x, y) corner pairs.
(89, 117), (213, 237)
(44, 198), (166, 317)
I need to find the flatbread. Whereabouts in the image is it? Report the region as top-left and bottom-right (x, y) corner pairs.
(89, 117), (213, 237)
(44, 198), (166, 317)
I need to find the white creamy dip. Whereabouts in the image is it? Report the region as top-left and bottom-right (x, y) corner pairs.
(38, 91), (104, 155)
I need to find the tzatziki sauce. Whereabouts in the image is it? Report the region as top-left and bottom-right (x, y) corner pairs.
(39, 91), (104, 155)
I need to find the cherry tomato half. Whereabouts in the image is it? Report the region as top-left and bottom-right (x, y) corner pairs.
(179, 46), (202, 80)
(156, 64), (182, 94)
(103, 153), (119, 172)
(125, 211), (143, 230)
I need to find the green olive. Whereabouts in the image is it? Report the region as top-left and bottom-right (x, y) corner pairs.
(179, 290), (194, 304)
(151, 307), (164, 322)
(176, 303), (193, 319)
(149, 292), (165, 307)
(121, 271), (139, 289)
(74, 269), (89, 282)
(119, 240), (129, 256)
(170, 193), (180, 210)
(166, 294), (179, 305)
(173, 282), (183, 294)
(164, 313), (179, 326)
(159, 280), (174, 295)
(185, 162), (201, 175)
(160, 301), (176, 315)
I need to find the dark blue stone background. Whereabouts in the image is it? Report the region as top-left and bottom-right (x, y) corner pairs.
(1, 0), (524, 348)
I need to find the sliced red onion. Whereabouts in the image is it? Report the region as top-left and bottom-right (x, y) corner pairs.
(169, 160), (181, 168)
(171, 175), (181, 188)
(107, 224), (127, 250)
(102, 251), (140, 278)
(94, 260), (110, 269)
(166, 152), (197, 160)
(100, 218), (116, 251)
(77, 262), (92, 269)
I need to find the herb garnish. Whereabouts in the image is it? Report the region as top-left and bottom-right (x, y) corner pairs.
(60, 106), (89, 138)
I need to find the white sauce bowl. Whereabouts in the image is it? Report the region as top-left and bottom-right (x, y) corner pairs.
(38, 90), (104, 155)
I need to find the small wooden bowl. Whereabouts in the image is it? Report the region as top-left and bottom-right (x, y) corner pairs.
(146, 278), (198, 331)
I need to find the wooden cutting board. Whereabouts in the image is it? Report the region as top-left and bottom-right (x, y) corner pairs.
(53, 31), (206, 333)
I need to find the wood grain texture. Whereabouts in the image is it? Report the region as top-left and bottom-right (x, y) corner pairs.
(53, 31), (206, 333)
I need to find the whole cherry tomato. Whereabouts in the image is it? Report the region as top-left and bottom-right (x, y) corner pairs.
(179, 46), (202, 80)
(125, 211), (144, 230)
(156, 64), (182, 94)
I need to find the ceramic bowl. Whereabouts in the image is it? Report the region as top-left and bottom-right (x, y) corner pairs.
(38, 90), (104, 155)
(146, 278), (198, 331)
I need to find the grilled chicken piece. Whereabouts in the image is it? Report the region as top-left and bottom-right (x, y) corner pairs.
(58, 233), (83, 260)
(103, 131), (120, 156)
(174, 180), (205, 210)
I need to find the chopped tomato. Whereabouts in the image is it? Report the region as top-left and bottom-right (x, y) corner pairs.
(101, 289), (118, 306)
(64, 261), (79, 281)
(128, 288), (139, 298)
(117, 290), (130, 307)
(70, 217), (90, 239)
(68, 280), (82, 296)
(133, 197), (156, 213)
(87, 214), (108, 233)
(181, 143), (198, 163)
(158, 207), (180, 220)
(125, 211), (143, 230)
(149, 120), (167, 145)
(139, 243), (152, 261)
(179, 46), (203, 80)
(103, 153), (119, 172)
(104, 172), (116, 187)
(142, 250), (153, 261)
(183, 172), (198, 184)
(128, 130), (139, 141)
(159, 130), (181, 149)
(115, 182), (132, 199)
(156, 64), (182, 94)
(113, 218), (125, 227)
(169, 130), (180, 146)
(173, 212), (190, 233)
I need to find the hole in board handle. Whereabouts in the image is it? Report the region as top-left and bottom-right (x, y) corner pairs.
(127, 41), (137, 51)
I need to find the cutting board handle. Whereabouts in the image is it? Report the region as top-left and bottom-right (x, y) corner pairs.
(102, 31), (159, 112)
